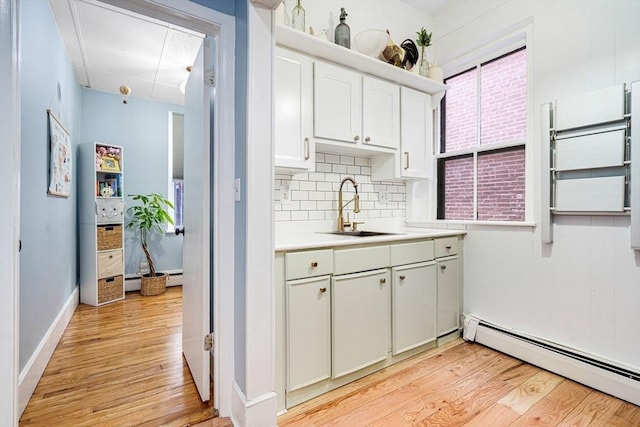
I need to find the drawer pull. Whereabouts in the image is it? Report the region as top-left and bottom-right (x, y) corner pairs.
(399, 275), (406, 280)
(364, 136), (371, 143)
(440, 264), (447, 270)
(105, 277), (115, 283)
(105, 226), (114, 231)
(379, 278), (386, 284)
(319, 287), (327, 293)
(445, 245), (452, 250)
(354, 135), (360, 141)
(109, 255), (113, 259)
(311, 261), (318, 268)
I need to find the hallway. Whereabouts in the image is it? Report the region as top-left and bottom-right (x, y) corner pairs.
(20, 287), (214, 426)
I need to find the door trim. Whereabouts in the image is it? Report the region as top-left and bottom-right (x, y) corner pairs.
(101, 0), (236, 416)
(0, 0), (20, 423)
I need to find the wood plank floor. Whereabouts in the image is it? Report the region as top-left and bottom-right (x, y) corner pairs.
(19, 286), (220, 427)
(275, 339), (640, 426)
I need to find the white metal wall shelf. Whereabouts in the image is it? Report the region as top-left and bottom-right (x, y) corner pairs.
(542, 82), (639, 248)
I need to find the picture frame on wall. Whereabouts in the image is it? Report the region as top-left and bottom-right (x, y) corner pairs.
(47, 109), (72, 197)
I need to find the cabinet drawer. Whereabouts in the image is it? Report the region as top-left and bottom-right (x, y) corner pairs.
(97, 250), (123, 279)
(333, 245), (390, 275)
(390, 240), (434, 266)
(97, 224), (122, 251)
(435, 237), (458, 258)
(286, 249), (333, 280)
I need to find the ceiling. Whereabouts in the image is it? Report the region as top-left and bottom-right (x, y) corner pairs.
(402, 0), (451, 16)
(49, 0), (205, 106)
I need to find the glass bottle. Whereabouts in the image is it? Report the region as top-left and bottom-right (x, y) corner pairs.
(292, 0), (305, 32)
(334, 8), (350, 49)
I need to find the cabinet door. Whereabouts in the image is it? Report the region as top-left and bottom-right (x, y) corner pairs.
(275, 48), (314, 170)
(400, 86), (433, 179)
(332, 269), (390, 379)
(437, 256), (459, 337)
(392, 261), (436, 355)
(314, 61), (362, 144)
(286, 275), (331, 391)
(362, 76), (400, 149)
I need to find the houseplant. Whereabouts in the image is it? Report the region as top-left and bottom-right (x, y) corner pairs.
(126, 192), (174, 295)
(416, 27), (432, 77)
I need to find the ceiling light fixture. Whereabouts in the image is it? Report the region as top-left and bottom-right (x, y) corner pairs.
(119, 84), (131, 104)
(179, 66), (193, 95)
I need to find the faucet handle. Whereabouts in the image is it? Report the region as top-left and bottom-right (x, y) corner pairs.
(352, 221), (364, 231)
(343, 213), (351, 229)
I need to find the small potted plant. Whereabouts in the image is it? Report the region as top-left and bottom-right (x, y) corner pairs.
(416, 27), (432, 77)
(126, 192), (174, 296)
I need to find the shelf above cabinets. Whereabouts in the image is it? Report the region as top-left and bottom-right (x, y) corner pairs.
(276, 24), (447, 97)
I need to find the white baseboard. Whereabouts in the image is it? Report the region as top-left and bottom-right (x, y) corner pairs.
(231, 381), (277, 427)
(18, 286), (79, 415)
(473, 322), (640, 406)
(124, 272), (183, 292)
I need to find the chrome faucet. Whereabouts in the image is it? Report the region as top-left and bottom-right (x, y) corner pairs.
(337, 177), (360, 232)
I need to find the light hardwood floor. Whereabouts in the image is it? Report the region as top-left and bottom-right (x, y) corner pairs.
(273, 339), (640, 426)
(19, 286), (220, 427)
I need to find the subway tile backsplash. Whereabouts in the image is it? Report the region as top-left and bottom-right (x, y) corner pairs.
(274, 152), (406, 222)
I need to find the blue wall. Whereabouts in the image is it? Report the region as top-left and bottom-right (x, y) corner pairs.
(80, 89), (184, 275)
(19, 0), (82, 371)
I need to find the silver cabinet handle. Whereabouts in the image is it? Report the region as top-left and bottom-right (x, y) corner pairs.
(379, 278), (386, 284)
(404, 151), (410, 170)
(304, 137), (310, 160)
(354, 135), (360, 141)
(364, 136), (371, 143)
(399, 275), (406, 280)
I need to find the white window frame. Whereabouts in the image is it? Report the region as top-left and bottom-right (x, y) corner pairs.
(428, 22), (535, 227)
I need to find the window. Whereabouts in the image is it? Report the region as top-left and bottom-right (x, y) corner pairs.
(438, 47), (527, 222)
(169, 112), (184, 230)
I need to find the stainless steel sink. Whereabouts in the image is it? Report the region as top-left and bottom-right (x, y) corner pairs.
(324, 230), (401, 237)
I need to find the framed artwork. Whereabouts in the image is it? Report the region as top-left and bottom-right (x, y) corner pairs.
(47, 109), (72, 197)
(100, 156), (120, 172)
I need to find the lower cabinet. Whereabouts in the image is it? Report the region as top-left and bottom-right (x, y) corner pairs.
(332, 269), (390, 379)
(286, 275), (331, 392)
(392, 261), (436, 355)
(437, 256), (460, 337)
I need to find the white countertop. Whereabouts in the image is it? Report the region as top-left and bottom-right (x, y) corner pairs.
(275, 228), (466, 252)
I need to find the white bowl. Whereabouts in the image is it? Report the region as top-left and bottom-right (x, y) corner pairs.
(353, 29), (389, 58)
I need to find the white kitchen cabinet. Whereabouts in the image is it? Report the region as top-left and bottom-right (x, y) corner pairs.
(371, 86), (434, 181)
(400, 87), (433, 179)
(332, 268), (390, 379)
(275, 47), (314, 171)
(286, 275), (331, 392)
(437, 256), (459, 337)
(392, 261), (436, 355)
(314, 61), (399, 151)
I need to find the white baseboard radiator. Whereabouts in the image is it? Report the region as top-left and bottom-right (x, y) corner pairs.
(463, 315), (640, 406)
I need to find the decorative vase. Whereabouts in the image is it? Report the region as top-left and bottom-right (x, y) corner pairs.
(334, 7), (351, 48)
(419, 47), (429, 77)
(292, 0), (305, 32)
(429, 63), (444, 83)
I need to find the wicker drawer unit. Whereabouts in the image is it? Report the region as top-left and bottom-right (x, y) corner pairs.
(97, 224), (122, 250)
(98, 275), (124, 304)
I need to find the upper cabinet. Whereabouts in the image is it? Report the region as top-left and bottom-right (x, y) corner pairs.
(275, 24), (446, 177)
(275, 47), (314, 171)
(314, 61), (399, 151)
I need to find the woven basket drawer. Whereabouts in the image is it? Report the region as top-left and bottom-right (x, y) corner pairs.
(97, 250), (123, 279)
(98, 275), (123, 304)
(97, 224), (122, 251)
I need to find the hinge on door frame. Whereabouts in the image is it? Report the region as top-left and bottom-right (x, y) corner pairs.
(204, 70), (215, 87)
(204, 333), (214, 351)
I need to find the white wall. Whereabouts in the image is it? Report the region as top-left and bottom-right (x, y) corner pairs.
(427, 0), (640, 371)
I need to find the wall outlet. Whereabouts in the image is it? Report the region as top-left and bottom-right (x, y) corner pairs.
(378, 190), (389, 204)
(280, 181), (291, 204)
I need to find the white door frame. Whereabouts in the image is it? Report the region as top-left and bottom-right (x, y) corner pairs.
(0, 0), (20, 424)
(99, 0), (236, 416)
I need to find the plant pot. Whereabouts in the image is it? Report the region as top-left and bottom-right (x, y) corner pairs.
(140, 272), (168, 296)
